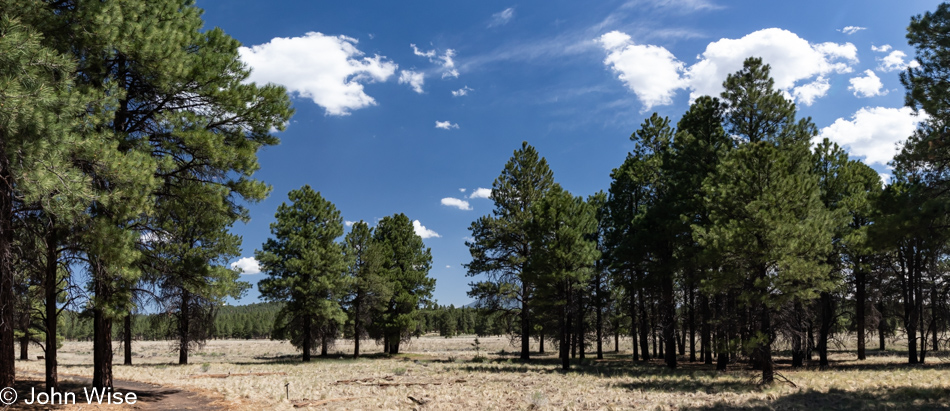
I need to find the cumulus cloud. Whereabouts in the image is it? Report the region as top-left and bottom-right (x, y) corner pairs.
(452, 86), (474, 97)
(345, 220), (356, 227)
(818, 107), (927, 166)
(435, 121), (459, 130)
(871, 44), (892, 53)
(685, 29), (857, 103)
(849, 70), (887, 98)
(230, 257), (261, 275)
(469, 187), (492, 199)
(791, 77), (829, 106)
(598, 28), (858, 109)
(413, 220), (441, 239)
(441, 197), (472, 210)
(459, 188), (467, 193)
(838, 26), (866, 35)
(398, 70), (425, 93)
(878, 50), (920, 72)
(489, 7), (515, 27)
(239, 32), (397, 116)
(411, 44), (459, 78)
(598, 31), (686, 110)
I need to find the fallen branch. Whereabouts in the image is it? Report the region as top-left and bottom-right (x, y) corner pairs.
(333, 375), (394, 384)
(189, 372), (287, 379)
(293, 397), (364, 408)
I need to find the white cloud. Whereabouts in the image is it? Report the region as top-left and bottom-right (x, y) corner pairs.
(239, 32), (397, 116)
(838, 26), (866, 35)
(849, 70), (887, 98)
(818, 107), (927, 166)
(685, 28), (857, 103)
(435, 121), (459, 130)
(446, 265), (452, 268)
(621, 0), (722, 12)
(452, 86), (474, 97)
(459, 188), (467, 193)
(871, 44), (892, 53)
(411, 44), (436, 58)
(413, 220), (441, 239)
(489, 7), (515, 27)
(345, 220), (356, 227)
(469, 187), (492, 199)
(598, 31), (686, 110)
(598, 28), (858, 109)
(398, 70), (425, 93)
(230, 257), (261, 275)
(878, 50), (920, 72)
(879, 173), (891, 185)
(441, 197), (472, 210)
(791, 77), (829, 106)
(411, 44), (459, 78)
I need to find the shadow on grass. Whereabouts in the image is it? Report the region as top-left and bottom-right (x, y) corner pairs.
(464, 355), (759, 393)
(686, 386), (950, 410)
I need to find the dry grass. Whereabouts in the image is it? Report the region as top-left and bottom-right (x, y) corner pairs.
(14, 336), (950, 410)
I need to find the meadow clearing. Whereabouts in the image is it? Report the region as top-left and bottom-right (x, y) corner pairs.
(12, 335), (950, 410)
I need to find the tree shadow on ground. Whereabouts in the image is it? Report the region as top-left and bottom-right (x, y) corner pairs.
(464, 355), (760, 393)
(685, 386), (950, 410)
(7, 377), (176, 410)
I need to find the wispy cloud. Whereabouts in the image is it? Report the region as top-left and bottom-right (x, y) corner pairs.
(452, 86), (474, 97)
(435, 121), (459, 130)
(411, 44), (459, 78)
(838, 26), (866, 35)
(489, 7), (516, 27)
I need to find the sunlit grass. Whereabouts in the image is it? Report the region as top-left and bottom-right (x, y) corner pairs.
(14, 336), (950, 409)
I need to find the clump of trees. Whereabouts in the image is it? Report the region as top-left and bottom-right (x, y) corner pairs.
(465, 4), (950, 380)
(256, 187), (436, 360)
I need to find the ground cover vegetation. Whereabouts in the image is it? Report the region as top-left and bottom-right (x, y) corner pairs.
(5, 0), (950, 407)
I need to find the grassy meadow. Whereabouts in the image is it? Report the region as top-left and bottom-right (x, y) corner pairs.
(13, 335), (950, 410)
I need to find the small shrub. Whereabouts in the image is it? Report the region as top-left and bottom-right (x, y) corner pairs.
(200, 363), (211, 373)
(393, 367), (407, 376)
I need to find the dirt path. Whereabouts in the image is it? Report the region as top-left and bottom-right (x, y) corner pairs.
(8, 371), (225, 410)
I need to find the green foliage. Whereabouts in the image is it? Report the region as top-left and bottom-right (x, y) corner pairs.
(257, 186), (349, 358)
(374, 213), (435, 353)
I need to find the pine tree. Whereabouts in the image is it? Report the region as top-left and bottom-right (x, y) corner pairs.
(257, 186), (349, 361)
(343, 221), (391, 358)
(695, 58), (836, 384)
(466, 141), (556, 360)
(374, 214), (435, 354)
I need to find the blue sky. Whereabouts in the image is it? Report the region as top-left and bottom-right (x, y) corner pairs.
(199, 0), (939, 306)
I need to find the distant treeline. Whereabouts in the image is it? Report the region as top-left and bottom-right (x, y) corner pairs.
(58, 303), (506, 341)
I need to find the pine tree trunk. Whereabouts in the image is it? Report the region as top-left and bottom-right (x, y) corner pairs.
(560, 285), (569, 370)
(179, 289), (190, 365)
(614, 329), (620, 353)
(92, 261), (113, 390)
(759, 303), (774, 384)
(19, 332), (28, 361)
(856, 267), (867, 360)
(521, 282), (530, 360)
(539, 331), (544, 354)
(662, 268), (676, 369)
(818, 292), (832, 368)
(878, 300), (886, 351)
(321, 334), (328, 357)
(688, 285), (695, 362)
(596, 274), (603, 360)
(638, 281), (649, 361)
(45, 227), (59, 391)
(702, 294), (712, 365)
(302, 317), (312, 362)
(124, 315), (132, 365)
(0, 152), (15, 388)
